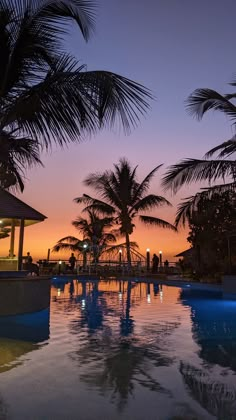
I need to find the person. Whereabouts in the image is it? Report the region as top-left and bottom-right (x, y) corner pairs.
(25, 252), (39, 276)
(164, 259), (169, 273)
(152, 253), (159, 273)
(69, 253), (76, 272)
(26, 252), (33, 264)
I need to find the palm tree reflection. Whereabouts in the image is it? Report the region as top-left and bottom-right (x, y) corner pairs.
(0, 394), (8, 420)
(70, 281), (180, 410)
(180, 361), (236, 418)
(120, 281), (134, 336)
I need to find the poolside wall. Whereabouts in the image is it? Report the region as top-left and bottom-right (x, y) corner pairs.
(0, 277), (51, 316)
(223, 275), (236, 300)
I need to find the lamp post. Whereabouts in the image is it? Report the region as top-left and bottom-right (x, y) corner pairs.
(58, 260), (62, 275)
(83, 243), (88, 269)
(159, 251), (162, 269)
(146, 248), (150, 272)
(119, 249), (122, 264)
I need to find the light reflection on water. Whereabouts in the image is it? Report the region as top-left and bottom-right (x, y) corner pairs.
(0, 279), (236, 419)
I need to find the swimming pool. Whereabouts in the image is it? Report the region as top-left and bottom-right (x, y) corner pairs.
(0, 278), (235, 419)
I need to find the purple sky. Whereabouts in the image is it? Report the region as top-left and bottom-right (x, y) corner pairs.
(2, 0), (236, 260)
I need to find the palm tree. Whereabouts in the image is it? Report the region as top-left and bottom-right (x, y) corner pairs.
(162, 78), (236, 225)
(72, 210), (117, 263)
(74, 158), (176, 265)
(53, 209), (117, 263)
(0, 0), (152, 191)
(0, 134), (42, 190)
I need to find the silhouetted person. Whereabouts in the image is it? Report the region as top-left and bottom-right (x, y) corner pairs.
(152, 254), (159, 273)
(25, 252), (39, 276)
(164, 259), (169, 273)
(26, 252), (33, 265)
(69, 253), (76, 272)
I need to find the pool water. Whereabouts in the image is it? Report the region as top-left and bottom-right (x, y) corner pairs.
(0, 279), (236, 420)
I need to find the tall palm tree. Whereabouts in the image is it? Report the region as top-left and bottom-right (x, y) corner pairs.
(0, 0), (152, 191)
(53, 209), (116, 263)
(74, 158), (176, 265)
(162, 78), (236, 224)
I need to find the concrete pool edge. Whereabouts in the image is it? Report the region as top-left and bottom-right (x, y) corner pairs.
(0, 277), (51, 316)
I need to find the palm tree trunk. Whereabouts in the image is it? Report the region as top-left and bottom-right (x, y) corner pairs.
(125, 232), (132, 268)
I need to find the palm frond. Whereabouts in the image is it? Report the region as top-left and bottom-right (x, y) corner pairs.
(199, 182), (236, 197)
(4, 62), (152, 149)
(0, 131), (42, 191)
(205, 138), (236, 158)
(34, 0), (96, 42)
(139, 215), (177, 231)
(162, 159), (236, 193)
(133, 164), (163, 200)
(175, 195), (199, 227)
(74, 194), (115, 214)
(175, 185), (236, 227)
(186, 88), (236, 121)
(133, 194), (171, 212)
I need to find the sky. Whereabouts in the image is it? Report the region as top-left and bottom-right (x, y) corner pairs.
(1, 0), (236, 262)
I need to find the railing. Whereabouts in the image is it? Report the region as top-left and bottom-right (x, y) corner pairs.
(37, 259), (180, 276)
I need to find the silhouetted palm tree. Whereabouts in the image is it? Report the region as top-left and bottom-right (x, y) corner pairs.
(53, 210), (116, 262)
(72, 210), (117, 263)
(162, 79), (236, 223)
(0, 1), (152, 190)
(74, 158), (176, 265)
(0, 134), (41, 190)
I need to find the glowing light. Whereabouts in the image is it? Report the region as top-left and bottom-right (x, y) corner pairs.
(57, 288), (61, 297)
(82, 299), (86, 309)
(59, 260), (62, 265)
(119, 249), (122, 254)
(147, 294), (151, 303)
(0, 221), (2, 224)
(119, 292), (122, 300)
(146, 248), (150, 252)
(159, 250), (162, 254)
(160, 290), (163, 303)
(83, 244), (88, 249)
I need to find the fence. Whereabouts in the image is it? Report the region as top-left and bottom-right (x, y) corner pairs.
(37, 258), (180, 276)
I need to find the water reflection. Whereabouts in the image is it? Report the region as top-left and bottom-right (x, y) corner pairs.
(180, 289), (236, 371)
(54, 280), (180, 411)
(0, 394), (8, 420)
(48, 279), (236, 418)
(0, 308), (49, 373)
(180, 362), (236, 419)
(180, 289), (236, 419)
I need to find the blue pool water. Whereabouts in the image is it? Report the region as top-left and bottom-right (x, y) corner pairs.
(0, 279), (236, 419)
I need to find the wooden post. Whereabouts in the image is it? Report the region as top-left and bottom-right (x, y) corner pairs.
(17, 219), (25, 271)
(10, 220), (15, 257)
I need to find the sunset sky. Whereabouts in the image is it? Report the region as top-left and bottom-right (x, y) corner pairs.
(1, 0), (236, 262)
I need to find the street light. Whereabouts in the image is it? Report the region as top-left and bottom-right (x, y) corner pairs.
(119, 249), (122, 264)
(146, 248), (150, 272)
(58, 260), (62, 275)
(159, 250), (162, 268)
(83, 243), (88, 269)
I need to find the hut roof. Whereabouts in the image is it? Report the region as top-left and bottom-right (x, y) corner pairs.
(175, 248), (194, 258)
(0, 188), (46, 227)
